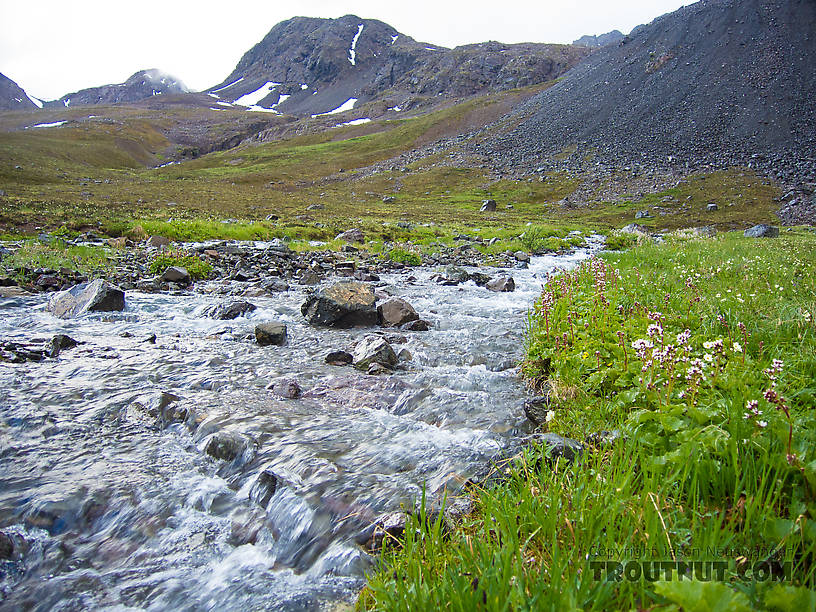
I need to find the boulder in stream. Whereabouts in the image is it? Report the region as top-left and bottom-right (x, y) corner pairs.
(486, 276), (515, 292)
(301, 281), (378, 327)
(204, 432), (248, 462)
(325, 350), (353, 365)
(249, 470), (279, 508)
(206, 300), (257, 320)
(48, 280), (125, 319)
(378, 297), (420, 327)
(159, 266), (190, 284)
(353, 336), (397, 371)
(255, 322), (287, 346)
(270, 377), (302, 399)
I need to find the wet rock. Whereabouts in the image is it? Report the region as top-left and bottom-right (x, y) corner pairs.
(397, 348), (413, 362)
(299, 270), (322, 285)
(48, 333), (79, 358)
(585, 429), (623, 449)
(325, 350), (353, 365)
(363, 511), (405, 552)
(255, 322), (287, 346)
(301, 281), (378, 328)
(262, 279), (290, 293)
(0, 287), (30, 298)
(523, 391), (552, 427)
(335, 228), (364, 243)
(537, 433), (584, 463)
(0, 531), (13, 560)
(147, 235), (170, 248)
(744, 224), (779, 238)
(207, 300), (257, 320)
(486, 276), (515, 292)
(48, 279), (125, 319)
(249, 470), (278, 508)
(204, 432), (247, 462)
(159, 266), (190, 284)
(270, 378), (302, 399)
(401, 319), (431, 332)
(434, 266), (469, 286)
(514, 251), (531, 263)
(378, 297), (420, 327)
(480, 199), (497, 212)
(353, 335), (397, 371)
(367, 362), (394, 375)
(469, 272), (491, 287)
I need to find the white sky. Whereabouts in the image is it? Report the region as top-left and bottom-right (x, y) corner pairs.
(0, 1), (689, 101)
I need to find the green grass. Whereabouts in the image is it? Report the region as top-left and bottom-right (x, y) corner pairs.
(148, 249), (212, 280)
(361, 230), (816, 610)
(0, 239), (112, 280)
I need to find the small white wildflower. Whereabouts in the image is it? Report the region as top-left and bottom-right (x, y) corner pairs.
(757, 420), (768, 429)
(732, 342), (743, 353)
(704, 353), (714, 363)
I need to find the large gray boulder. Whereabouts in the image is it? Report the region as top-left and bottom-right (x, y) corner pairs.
(301, 281), (378, 327)
(353, 336), (397, 371)
(48, 280), (125, 319)
(744, 224), (779, 238)
(336, 228), (364, 243)
(378, 297), (419, 327)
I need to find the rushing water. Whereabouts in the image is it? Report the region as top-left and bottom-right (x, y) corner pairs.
(0, 243), (598, 610)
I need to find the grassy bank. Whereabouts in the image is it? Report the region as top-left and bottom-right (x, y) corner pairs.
(360, 230), (816, 610)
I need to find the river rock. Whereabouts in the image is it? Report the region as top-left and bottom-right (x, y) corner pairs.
(486, 276), (515, 292)
(270, 378), (302, 399)
(378, 297), (419, 327)
(48, 333), (79, 358)
(249, 470), (278, 508)
(0, 531), (13, 560)
(353, 335), (397, 371)
(255, 322), (287, 346)
(363, 511), (405, 552)
(204, 432), (247, 462)
(401, 319), (431, 331)
(336, 228), (364, 243)
(48, 279), (125, 319)
(744, 224), (779, 238)
(538, 433), (584, 463)
(159, 266), (190, 284)
(514, 251), (531, 263)
(207, 300), (257, 320)
(325, 350), (353, 365)
(523, 392), (551, 426)
(434, 266), (469, 286)
(301, 281), (378, 327)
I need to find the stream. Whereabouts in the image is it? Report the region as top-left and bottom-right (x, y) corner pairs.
(0, 242), (598, 610)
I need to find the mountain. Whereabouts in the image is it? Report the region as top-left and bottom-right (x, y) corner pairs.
(206, 15), (589, 117)
(572, 30), (625, 48)
(45, 69), (189, 108)
(482, 0), (816, 185)
(0, 73), (39, 111)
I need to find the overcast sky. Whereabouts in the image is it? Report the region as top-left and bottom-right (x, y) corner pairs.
(0, 0), (689, 101)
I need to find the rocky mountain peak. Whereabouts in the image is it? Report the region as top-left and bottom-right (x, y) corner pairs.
(46, 69), (188, 108)
(572, 30), (625, 48)
(206, 15), (589, 117)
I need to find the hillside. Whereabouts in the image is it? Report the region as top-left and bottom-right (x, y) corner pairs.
(481, 0), (816, 194)
(0, 73), (39, 111)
